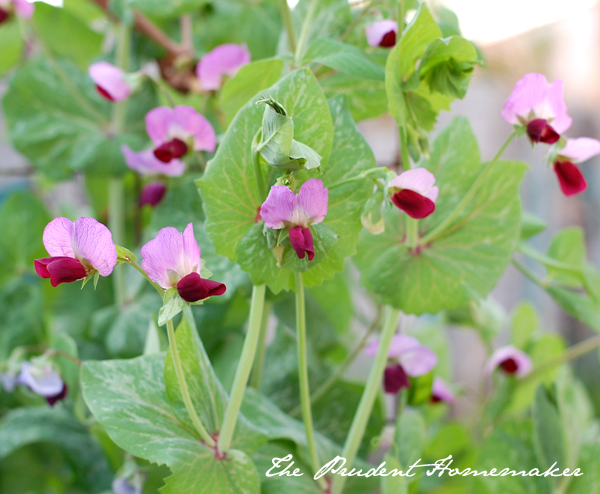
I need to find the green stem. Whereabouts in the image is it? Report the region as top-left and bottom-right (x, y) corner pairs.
(279, 0), (297, 55)
(167, 318), (216, 447)
(512, 258), (546, 287)
(218, 284), (266, 453)
(419, 132), (515, 246)
(295, 272), (326, 490)
(398, 0), (406, 35)
(406, 216), (419, 248)
(294, 0), (319, 66)
(250, 299), (273, 390)
(328, 167), (388, 190)
(399, 126), (411, 171)
(331, 306), (401, 494)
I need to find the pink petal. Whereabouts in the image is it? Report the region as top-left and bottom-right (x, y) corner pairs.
(559, 138), (600, 163)
(19, 362), (64, 397)
(140, 182), (167, 207)
(365, 20), (398, 48)
(13, 0), (34, 18)
(391, 190), (436, 219)
(554, 161), (587, 196)
(431, 377), (455, 404)
(181, 223), (202, 274)
(172, 106), (216, 152)
(425, 186), (439, 202)
(261, 185), (297, 229)
(145, 107), (174, 145)
(387, 334), (420, 358)
(501, 73), (549, 125)
(296, 179), (328, 226)
(399, 345), (438, 376)
(485, 345), (532, 377)
(122, 145), (185, 176)
(141, 226), (185, 289)
(88, 62), (131, 102)
(72, 217), (117, 277)
(196, 43), (251, 91)
(545, 79), (571, 134)
(389, 168), (437, 197)
(43, 217), (75, 258)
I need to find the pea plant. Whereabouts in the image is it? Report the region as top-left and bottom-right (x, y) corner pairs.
(1, 0), (600, 493)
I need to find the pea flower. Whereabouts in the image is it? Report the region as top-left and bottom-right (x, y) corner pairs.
(112, 477), (142, 494)
(260, 179), (328, 261)
(145, 106), (216, 163)
(196, 43), (251, 91)
(89, 62), (133, 102)
(35, 217), (117, 287)
(552, 137), (600, 196)
(365, 334), (438, 394)
(141, 223), (226, 302)
(122, 145), (185, 177)
(0, 0), (33, 24)
(0, 370), (18, 392)
(502, 73), (571, 144)
(389, 168), (439, 219)
(140, 181), (167, 208)
(19, 361), (67, 406)
(430, 377), (455, 404)
(485, 345), (532, 377)
(365, 20), (398, 48)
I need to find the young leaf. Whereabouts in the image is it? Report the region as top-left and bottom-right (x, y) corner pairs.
(533, 385), (566, 472)
(158, 289), (186, 327)
(116, 245), (137, 264)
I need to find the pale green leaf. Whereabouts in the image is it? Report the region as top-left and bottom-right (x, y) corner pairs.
(511, 302), (538, 350)
(533, 386), (566, 472)
(320, 73), (387, 122)
(158, 289), (186, 327)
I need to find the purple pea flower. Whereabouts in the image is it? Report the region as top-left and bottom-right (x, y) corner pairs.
(502, 73), (572, 144)
(141, 223), (226, 303)
(140, 181), (167, 208)
(365, 20), (398, 48)
(0, 0), (33, 24)
(485, 345), (532, 377)
(34, 217), (117, 287)
(430, 377), (455, 404)
(196, 43), (251, 91)
(260, 179), (329, 261)
(122, 145), (185, 177)
(112, 478), (141, 494)
(145, 106), (216, 163)
(389, 168), (439, 219)
(89, 62), (133, 102)
(365, 334), (438, 394)
(19, 362), (67, 406)
(552, 137), (600, 196)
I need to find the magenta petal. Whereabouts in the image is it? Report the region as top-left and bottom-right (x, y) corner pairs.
(140, 182), (167, 207)
(431, 377), (454, 404)
(46, 383), (68, 406)
(559, 137), (600, 163)
(13, 0), (34, 19)
(289, 226), (306, 260)
(389, 168), (437, 197)
(0, 8), (9, 24)
(399, 346), (438, 376)
(172, 106), (216, 153)
(297, 179), (328, 226)
(73, 217), (117, 277)
(526, 119), (551, 143)
(392, 189), (436, 219)
(35, 256), (79, 281)
(301, 227), (314, 261)
(43, 217), (75, 258)
(88, 62), (131, 102)
(196, 43), (251, 91)
(261, 185), (297, 229)
(554, 161), (587, 196)
(365, 20), (398, 48)
(122, 145), (185, 177)
(154, 138), (188, 163)
(46, 257), (88, 286)
(502, 73), (550, 125)
(383, 364), (410, 394)
(176, 272), (226, 302)
(485, 345), (532, 377)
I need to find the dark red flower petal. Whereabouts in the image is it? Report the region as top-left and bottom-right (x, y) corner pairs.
(554, 161), (587, 196)
(499, 357), (518, 374)
(430, 394), (442, 404)
(46, 383), (68, 407)
(391, 189), (436, 219)
(383, 364), (410, 394)
(153, 138), (189, 163)
(289, 226), (306, 260)
(170, 138), (188, 159)
(301, 227), (315, 261)
(0, 8), (10, 24)
(35, 257), (87, 287)
(140, 182), (167, 207)
(379, 30), (396, 47)
(526, 119), (560, 144)
(176, 272), (226, 302)
(95, 85), (115, 101)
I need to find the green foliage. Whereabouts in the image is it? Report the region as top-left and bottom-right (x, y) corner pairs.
(533, 385), (566, 472)
(511, 302), (538, 350)
(320, 74), (388, 122)
(0, 19), (24, 76)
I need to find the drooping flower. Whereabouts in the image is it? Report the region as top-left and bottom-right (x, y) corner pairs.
(389, 168), (439, 219)
(485, 345), (532, 377)
(19, 361), (67, 406)
(145, 106), (216, 163)
(122, 145), (185, 177)
(112, 478), (142, 494)
(365, 334), (438, 394)
(141, 223), (226, 302)
(502, 73), (571, 144)
(260, 179), (329, 261)
(430, 377), (455, 404)
(196, 43), (251, 91)
(140, 181), (167, 208)
(89, 62), (133, 102)
(552, 137), (600, 196)
(0, 0), (34, 24)
(35, 217), (117, 287)
(365, 20), (398, 48)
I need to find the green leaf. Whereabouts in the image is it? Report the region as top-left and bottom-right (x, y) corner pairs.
(392, 410), (425, 469)
(511, 302), (538, 350)
(533, 385), (566, 472)
(380, 454), (407, 494)
(221, 59), (285, 126)
(355, 117), (526, 314)
(546, 227), (586, 287)
(129, 0), (208, 18)
(0, 407), (112, 491)
(144, 319), (162, 355)
(320, 73), (387, 122)
(303, 39), (385, 81)
(567, 440), (600, 494)
(520, 211), (547, 240)
(289, 139), (323, 170)
(0, 18), (24, 76)
(158, 289), (186, 327)
(545, 286), (600, 333)
(116, 245), (137, 264)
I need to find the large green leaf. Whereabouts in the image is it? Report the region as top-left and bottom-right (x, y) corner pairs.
(533, 386), (566, 472)
(355, 117), (525, 314)
(320, 73), (387, 122)
(0, 19), (24, 76)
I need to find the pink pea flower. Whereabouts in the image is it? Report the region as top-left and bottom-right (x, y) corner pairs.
(260, 179), (329, 261)
(145, 106), (216, 163)
(365, 20), (398, 48)
(365, 334), (438, 394)
(196, 43), (251, 91)
(89, 62), (133, 102)
(0, 0), (33, 24)
(485, 345), (532, 377)
(35, 217), (117, 287)
(141, 223), (226, 303)
(430, 377), (455, 404)
(19, 361), (67, 406)
(502, 73), (571, 144)
(140, 181), (167, 208)
(389, 168), (439, 219)
(552, 137), (600, 196)
(122, 145), (185, 177)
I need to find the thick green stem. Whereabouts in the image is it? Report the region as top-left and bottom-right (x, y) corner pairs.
(279, 0), (297, 55)
(420, 132), (515, 246)
(331, 306), (401, 494)
(294, 0), (319, 66)
(295, 272), (326, 490)
(398, 126), (411, 171)
(250, 299), (273, 390)
(406, 216), (419, 248)
(218, 284), (266, 453)
(166, 319), (216, 446)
